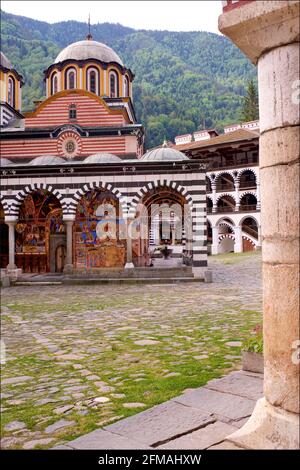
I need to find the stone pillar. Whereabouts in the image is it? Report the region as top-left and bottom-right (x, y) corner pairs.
(63, 218), (74, 274)
(234, 226), (243, 253)
(219, 0), (299, 449)
(257, 224), (262, 248)
(190, 193), (207, 278)
(125, 219), (134, 269)
(234, 180), (240, 211)
(211, 226), (219, 255)
(6, 220), (17, 270)
(212, 183), (217, 212)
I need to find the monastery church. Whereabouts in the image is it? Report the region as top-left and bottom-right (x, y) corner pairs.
(0, 34), (207, 278)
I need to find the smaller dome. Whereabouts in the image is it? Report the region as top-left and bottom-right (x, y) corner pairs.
(0, 158), (14, 167)
(28, 155), (66, 166)
(83, 153), (121, 164)
(0, 52), (12, 70)
(141, 143), (189, 162)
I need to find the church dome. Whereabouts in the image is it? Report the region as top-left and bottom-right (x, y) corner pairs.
(29, 155), (66, 166)
(0, 157), (14, 167)
(54, 40), (124, 66)
(0, 52), (12, 70)
(141, 144), (189, 162)
(83, 153), (121, 164)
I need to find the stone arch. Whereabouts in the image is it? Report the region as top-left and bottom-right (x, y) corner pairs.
(128, 180), (193, 218)
(239, 190), (257, 199)
(71, 182), (127, 217)
(240, 216), (259, 244)
(13, 183), (64, 216)
(215, 170), (235, 181)
(219, 233), (235, 242)
(242, 235), (257, 248)
(214, 170), (236, 191)
(237, 167), (258, 183)
(218, 233), (235, 253)
(240, 193), (257, 211)
(215, 216), (235, 228)
(238, 213), (259, 227)
(215, 192), (237, 203)
(128, 181), (194, 266)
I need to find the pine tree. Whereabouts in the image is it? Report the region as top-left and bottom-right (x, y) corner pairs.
(241, 79), (259, 122)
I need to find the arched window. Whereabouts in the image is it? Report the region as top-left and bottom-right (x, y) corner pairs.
(69, 104), (77, 120)
(89, 71), (96, 93)
(8, 76), (15, 108)
(109, 71), (119, 98)
(86, 67), (99, 95)
(65, 68), (77, 90)
(124, 75), (130, 97)
(51, 73), (58, 95)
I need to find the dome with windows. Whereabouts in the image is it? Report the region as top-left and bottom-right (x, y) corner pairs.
(141, 143), (189, 162)
(45, 35), (133, 100)
(83, 153), (121, 164)
(28, 155), (66, 166)
(54, 40), (124, 66)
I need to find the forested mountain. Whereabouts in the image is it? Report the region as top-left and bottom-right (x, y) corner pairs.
(1, 10), (257, 148)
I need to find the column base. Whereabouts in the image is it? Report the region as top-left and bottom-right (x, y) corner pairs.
(124, 262), (135, 269)
(211, 245), (219, 255)
(227, 397), (300, 449)
(63, 264), (74, 274)
(5, 267), (22, 280)
(7, 264), (17, 270)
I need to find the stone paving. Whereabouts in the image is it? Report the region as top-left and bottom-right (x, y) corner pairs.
(54, 370), (263, 449)
(1, 251), (262, 449)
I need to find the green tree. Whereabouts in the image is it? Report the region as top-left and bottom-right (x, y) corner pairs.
(241, 79), (259, 122)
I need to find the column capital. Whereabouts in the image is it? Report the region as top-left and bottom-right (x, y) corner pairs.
(4, 217), (18, 224)
(218, 1), (299, 64)
(62, 215), (75, 222)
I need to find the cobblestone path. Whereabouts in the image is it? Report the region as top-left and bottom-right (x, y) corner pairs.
(1, 251), (262, 449)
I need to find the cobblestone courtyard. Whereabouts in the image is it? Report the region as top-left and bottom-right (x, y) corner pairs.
(1, 252), (262, 449)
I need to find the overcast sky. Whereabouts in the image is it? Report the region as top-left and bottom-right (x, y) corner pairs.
(1, 1), (223, 34)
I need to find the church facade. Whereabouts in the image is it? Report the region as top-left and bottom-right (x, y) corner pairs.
(0, 37), (207, 279)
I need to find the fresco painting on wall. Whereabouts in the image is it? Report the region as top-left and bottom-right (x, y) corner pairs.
(74, 189), (125, 268)
(15, 190), (63, 272)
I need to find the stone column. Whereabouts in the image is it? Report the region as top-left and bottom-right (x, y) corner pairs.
(219, 0), (299, 449)
(257, 224), (262, 249)
(234, 180), (240, 211)
(234, 226), (243, 253)
(211, 226), (219, 255)
(63, 218), (74, 274)
(6, 220), (17, 270)
(191, 194), (208, 279)
(125, 219), (134, 269)
(212, 183), (217, 212)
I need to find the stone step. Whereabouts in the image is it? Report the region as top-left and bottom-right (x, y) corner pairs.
(14, 281), (62, 286)
(62, 277), (202, 285)
(70, 267), (193, 279)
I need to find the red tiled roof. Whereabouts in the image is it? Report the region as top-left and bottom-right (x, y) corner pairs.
(174, 129), (259, 152)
